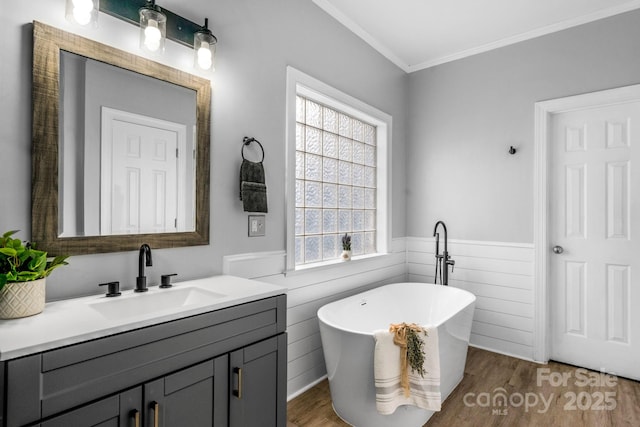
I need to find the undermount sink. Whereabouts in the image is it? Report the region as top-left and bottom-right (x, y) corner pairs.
(89, 287), (226, 320)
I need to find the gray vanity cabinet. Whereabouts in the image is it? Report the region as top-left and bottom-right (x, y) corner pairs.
(0, 294), (287, 427)
(39, 358), (225, 427)
(229, 335), (287, 427)
(38, 387), (142, 427)
(143, 358), (223, 427)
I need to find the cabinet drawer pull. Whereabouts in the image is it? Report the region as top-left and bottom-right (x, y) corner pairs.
(151, 401), (160, 427)
(233, 367), (243, 399)
(130, 409), (140, 427)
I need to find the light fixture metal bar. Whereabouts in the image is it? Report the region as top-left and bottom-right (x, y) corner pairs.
(100, 0), (203, 48)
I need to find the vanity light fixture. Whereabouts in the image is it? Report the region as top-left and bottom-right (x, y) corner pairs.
(65, 0), (99, 27)
(139, 0), (166, 54)
(71, 0), (219, 68)
(194, 18), (217, 71)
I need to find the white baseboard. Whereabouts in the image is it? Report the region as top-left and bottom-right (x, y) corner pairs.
(468, 344), (542, 365)
(287, 374), (328, 401)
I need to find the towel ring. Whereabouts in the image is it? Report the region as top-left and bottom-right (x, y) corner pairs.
(242, 136), (265, 162)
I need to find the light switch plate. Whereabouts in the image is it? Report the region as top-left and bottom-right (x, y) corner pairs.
(248, 215), (266, 237)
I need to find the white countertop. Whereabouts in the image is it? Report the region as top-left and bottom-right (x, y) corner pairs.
(0, 275), (286, 361)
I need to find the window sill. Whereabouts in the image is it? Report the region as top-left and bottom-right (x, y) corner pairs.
(285, 252), (388, 277)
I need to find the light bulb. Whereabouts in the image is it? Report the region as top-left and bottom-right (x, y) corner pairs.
(144, 19), (162, 51)
(197, 42), (212, 70)
(73, 8), (92, 25)
(67, 0), (96, 26)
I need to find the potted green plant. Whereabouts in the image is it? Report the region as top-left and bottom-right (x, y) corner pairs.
(0, 230), (69, 319)
(341, 233), (352, 261)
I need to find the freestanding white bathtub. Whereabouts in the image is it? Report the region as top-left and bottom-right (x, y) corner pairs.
(317, 282), (476, 427)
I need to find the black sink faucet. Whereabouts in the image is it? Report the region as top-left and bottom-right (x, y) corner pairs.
(135, 244), (153, 292)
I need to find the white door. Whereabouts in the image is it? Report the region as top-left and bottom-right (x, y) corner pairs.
(110, 120), (178, 234)
(550, 101), (640, 380)
(101, 108), (187, 235)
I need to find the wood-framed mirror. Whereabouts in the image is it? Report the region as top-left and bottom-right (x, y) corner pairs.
(32, 21), (210, 255)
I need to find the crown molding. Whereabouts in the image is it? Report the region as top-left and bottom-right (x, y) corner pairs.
(314, 0), (640, 74)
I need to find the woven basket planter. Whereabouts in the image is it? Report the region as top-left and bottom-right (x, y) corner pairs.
(0, 278), (46, 319)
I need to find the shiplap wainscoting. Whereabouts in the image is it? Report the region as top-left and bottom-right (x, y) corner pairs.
(407, 237), (535, 361)
(223, 239), (407, 400)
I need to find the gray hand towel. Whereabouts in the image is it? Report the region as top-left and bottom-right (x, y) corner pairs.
(240, 159), (268, 213)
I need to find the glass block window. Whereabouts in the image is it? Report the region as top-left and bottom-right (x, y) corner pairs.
(295, 95), (377, 265)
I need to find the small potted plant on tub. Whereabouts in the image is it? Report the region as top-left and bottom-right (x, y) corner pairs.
(0, 230), (69, 319)
(341, 233), (352, 261)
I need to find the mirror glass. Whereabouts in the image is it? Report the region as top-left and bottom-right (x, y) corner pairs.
(59, 51), (197, 237)
(32, 22), (210, 255)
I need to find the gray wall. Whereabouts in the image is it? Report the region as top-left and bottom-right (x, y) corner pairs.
(6, 0), (638, 300)
(0, 0), (408, 300)
(407, 10), (640, 243)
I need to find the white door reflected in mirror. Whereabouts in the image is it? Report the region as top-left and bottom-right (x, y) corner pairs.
(100, 108), (190, 235)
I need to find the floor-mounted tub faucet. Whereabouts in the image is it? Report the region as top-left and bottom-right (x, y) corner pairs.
(135, 244), (153, 292)
(433, 221), (455, 286)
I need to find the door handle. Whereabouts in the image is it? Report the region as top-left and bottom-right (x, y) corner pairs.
(151, 401), (159, 427)
(130, 409), (140, 427)
(233, 367), (243, 399)
(552, 246), (564, 254)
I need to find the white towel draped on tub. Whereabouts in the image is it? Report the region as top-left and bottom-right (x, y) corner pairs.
(373, 325), (441, 415)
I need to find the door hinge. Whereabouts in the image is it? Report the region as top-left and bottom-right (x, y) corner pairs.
(176, 148), (179, 158)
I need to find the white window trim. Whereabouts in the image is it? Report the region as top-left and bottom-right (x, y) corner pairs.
(285, 66), (392, 272)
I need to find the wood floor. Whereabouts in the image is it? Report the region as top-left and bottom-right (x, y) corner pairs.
(287, 347), (640, 427)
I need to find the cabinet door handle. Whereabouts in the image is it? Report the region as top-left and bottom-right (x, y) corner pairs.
(130, 409), (140, 427)
(233, 367), (243, 399)
(151, 401), (160, 427)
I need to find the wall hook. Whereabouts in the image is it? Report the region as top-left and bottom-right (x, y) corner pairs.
(508, 146), (517, 155)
